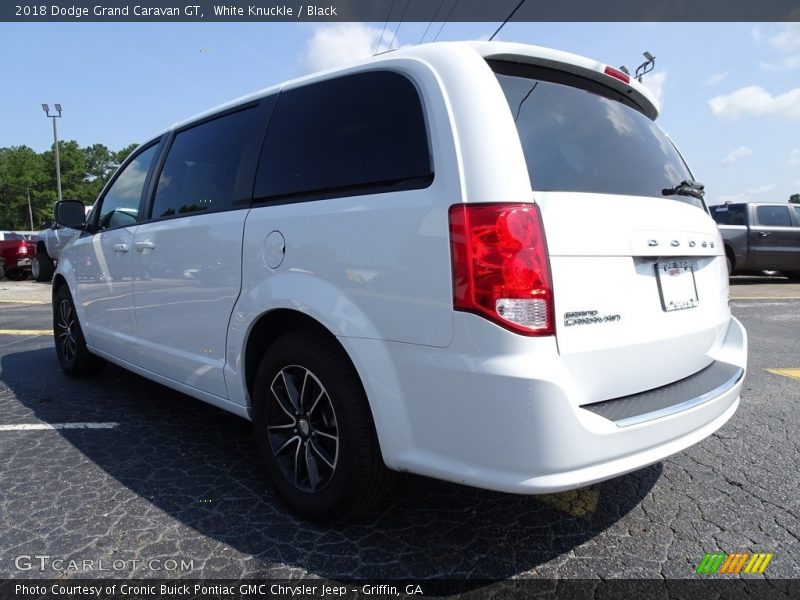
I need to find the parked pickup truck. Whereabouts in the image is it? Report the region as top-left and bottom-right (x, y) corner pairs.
(710, 202), (800, 279)
(0, 231), (35, 280)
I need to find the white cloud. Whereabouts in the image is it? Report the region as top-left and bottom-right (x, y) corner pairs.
(299, 23), (398, 74)
(709, 86), (800, 120)
(787, 148), (800, 167)
(642, 71), (667, 106)
(705, 71), (730, 86)
(721, 146), (753, 166)
(718, 184), (776, 204)
(760, 56), (800, 71)
(767, 23), (800, 53)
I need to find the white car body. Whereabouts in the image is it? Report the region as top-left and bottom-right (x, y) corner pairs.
(54, 41), (746, 499)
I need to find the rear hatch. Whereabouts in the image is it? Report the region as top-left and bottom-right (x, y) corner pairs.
(492, 60), (730, 404)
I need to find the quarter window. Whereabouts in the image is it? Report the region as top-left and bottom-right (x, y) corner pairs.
(756, 205), (791, 227)
(96, 144), (158, 231)
(254, 70), (432, 201)
(151, 107), (258, 219)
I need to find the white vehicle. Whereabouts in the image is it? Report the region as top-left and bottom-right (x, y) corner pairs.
(52, 42), (747, 521)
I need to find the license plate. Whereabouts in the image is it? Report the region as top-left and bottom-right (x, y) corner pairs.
(655, 261), (699, 312)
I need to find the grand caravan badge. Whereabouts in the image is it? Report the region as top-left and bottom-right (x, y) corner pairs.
(564, 310), (621, 327)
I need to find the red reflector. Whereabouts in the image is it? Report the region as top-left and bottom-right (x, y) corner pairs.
(448, 203), (554, 336)
(603, 66), (631, 84)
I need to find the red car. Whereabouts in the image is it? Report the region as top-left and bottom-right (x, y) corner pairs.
(0, 232), (35, 280)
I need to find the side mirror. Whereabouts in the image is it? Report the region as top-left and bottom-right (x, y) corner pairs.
(54, 200), (86, 230)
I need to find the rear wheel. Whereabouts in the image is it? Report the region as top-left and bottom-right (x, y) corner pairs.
(53, 286), (105, 376)
(33, 249), (55, 282)
(252, 331), (392, 521)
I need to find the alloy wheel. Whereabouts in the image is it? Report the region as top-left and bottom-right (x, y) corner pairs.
(266, 365), (339, 492)
(56, 298), (78, 363)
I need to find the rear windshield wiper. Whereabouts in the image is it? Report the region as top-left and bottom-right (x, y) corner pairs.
(662, 180), (705, 200)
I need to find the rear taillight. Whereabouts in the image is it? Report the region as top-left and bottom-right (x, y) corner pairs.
(448, 203), (554, 336)
(18, 244), (28, 255)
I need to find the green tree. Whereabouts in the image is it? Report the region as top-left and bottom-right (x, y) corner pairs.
(0, 139), (136, 230)
(790, 194), (800, 204)
(0, 145), (49, 230)
(114, 143), (139, 164)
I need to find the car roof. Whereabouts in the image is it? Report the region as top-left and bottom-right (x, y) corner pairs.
(156, 41), (659, 142)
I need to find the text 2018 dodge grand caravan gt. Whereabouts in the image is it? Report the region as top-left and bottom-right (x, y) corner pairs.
(51, 42), (747, 521)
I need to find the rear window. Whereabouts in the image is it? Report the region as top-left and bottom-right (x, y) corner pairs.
(3, 233), (23, 240)
(491, 62), (699, 208)
(711, 204), (746, 225)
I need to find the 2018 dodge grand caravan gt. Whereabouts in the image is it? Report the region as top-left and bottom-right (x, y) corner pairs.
(51, 42), (747, 521)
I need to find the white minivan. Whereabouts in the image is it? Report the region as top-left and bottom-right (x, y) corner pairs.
(52, 41), (747, 521)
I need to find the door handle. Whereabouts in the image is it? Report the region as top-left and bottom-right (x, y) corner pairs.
(134, 240), (156, 251)
(112, 243), (129, 253)
(758, 232), (771, 237)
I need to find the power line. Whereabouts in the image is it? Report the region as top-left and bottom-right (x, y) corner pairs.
(489, 0), (526, 41)
(419, 0), (445, 45)
(375, 0), (396, 55)
(387, 0), (410, 51)
(432, 0), (460, 42)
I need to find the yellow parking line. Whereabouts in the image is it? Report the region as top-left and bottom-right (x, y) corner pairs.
(0, 300), (49, 305)
(539, 487), (600, 517)
(0, 329), (52, 336)
(766, 368), (800, 381)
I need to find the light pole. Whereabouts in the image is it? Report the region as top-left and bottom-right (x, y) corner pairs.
(42, 103), (63, 203)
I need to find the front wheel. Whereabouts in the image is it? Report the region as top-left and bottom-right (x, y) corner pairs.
(252, 331), (392, 521)
(53, 286), (105, 376)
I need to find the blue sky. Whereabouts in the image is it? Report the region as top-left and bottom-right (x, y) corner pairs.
(1, 21), (798, 204)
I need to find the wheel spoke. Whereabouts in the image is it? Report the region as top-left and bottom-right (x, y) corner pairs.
(270, 386), (297, 421)
(305, 444), (321, 490)
(307, 389), (325, 417)
(310, 439), (336, 469)
(293, 440), (302, 486)
(281, 370), (301, 412)
(267, 422), (295, 431)
(299, 370), (309, 412)
(274, 435), (300, 456)
(313, 429), (337, 442)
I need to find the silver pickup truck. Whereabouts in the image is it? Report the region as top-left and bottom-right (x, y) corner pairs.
(32, 205), (92, 282)
(710, 202), (800, 279)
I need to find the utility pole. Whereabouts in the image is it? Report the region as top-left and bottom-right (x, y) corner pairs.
(27, 186), (34, 230)
(42, 103), (63, 203)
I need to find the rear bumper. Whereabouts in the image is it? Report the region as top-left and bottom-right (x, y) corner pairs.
(345, 315), (747, 494)
(15, 258), (32, 268)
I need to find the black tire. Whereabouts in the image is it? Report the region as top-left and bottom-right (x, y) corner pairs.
(5, 269), (29, 281)
(252, 330), (392, 521)
(53, 285), (105, 376)
(33, 249), (55, 282)
(725, 255), (733, 276)
(785, 272), (800, 282)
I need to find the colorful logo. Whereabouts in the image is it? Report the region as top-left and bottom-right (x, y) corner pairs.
(696, 552), (773, 574)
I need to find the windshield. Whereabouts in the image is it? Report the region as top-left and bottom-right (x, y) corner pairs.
(492, 62), (702, 209)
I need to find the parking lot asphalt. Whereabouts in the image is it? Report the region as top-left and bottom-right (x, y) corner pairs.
(0, 277), (798, 581)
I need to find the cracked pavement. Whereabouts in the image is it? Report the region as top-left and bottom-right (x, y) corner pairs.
(0, 280), (798, 581)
